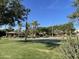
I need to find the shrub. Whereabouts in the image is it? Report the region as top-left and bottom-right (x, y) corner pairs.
(60, 36), (79, 59)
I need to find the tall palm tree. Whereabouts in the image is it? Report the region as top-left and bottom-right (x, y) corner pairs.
(31, 20), (39, 37)
(27, 22), (30, 30)
(17, 21), (22, 37)
(18, 21), (22, 33)
(32, 20), (39, 29)
(25, 9), (30, 41)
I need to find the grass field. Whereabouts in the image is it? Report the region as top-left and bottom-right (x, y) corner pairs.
(0, 38), (63, 59)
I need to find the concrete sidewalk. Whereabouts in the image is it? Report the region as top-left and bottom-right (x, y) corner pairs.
(7, 37), (63, 40)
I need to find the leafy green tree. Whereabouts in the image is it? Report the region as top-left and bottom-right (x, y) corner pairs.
(0, 0), (27, 26)
(0, 0), (30, 40)
(37, 27), (52, 37)
(68, 0), (79, 21)
(52, 22), (75, 35)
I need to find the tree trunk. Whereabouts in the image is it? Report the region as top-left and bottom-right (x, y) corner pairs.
(52, 27), (54, 37)
(24, 9), (30, 41)
(25, 22), (28, 41)
(18, 26), (21, 37)
(5, 25), (7, 37)
(25, 31), (27, 41)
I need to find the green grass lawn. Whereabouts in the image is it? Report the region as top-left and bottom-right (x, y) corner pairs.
(0, 38), (63, 59)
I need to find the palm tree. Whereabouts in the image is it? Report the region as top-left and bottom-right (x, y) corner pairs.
(26, 22), (31, 37)
(31, 20), (39, 37)
(17, 21), (22, 37)
(18, 21), (22, 33)
(25, 9), (30, 41)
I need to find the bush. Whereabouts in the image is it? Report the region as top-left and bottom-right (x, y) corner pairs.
(0, 30), (6, 37)
(60, 36), (79, 59)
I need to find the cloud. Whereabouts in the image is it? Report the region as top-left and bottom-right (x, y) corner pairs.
(47, 0), (72, 10)
(47, 0), (58, 9)
(47, 0), (62, 9)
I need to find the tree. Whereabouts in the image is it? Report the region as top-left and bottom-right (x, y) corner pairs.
(68, 0), (79, 21)
(17, 21), (22, 37)
(0, 0), (30, 40)
(60, 1), (79, 59)
(0, 0), (27, 26)
(25, 9), (30, 40)
(25, 22), (31, 37)
(31, 20), (39, 30)
(18, 21), (22, 33)
(52, 22), (75, 35)
(37, 27), (52, 37)
(31, 20), (39, 37)
(65, 22), (75, 35)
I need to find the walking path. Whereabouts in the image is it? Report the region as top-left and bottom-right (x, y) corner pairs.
(7, 37), (63, 40)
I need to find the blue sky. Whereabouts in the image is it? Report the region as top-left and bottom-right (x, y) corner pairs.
(0, 0), (79, 30)
(22, 0), (75, 27)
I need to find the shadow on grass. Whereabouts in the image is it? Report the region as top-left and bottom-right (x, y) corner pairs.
(16, 39), (63, 49)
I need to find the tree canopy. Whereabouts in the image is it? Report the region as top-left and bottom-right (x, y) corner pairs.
(69, 0), (79, 21)
(0, 0), (29, 26)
